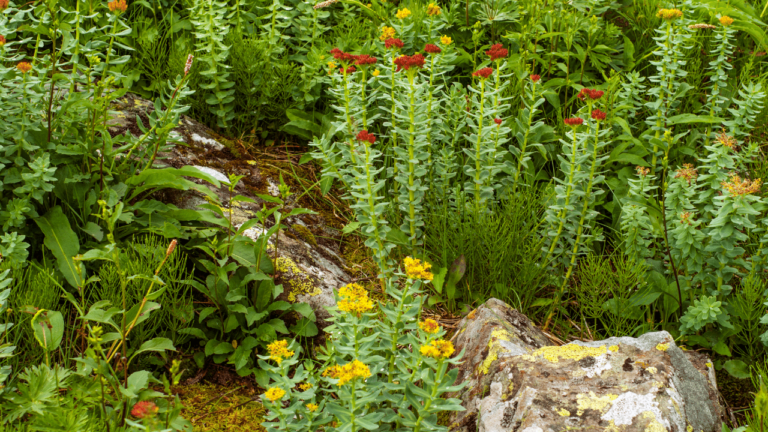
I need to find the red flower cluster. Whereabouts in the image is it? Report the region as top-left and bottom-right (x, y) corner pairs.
(0, 35), (6, 47)
(330, 48), (356, 63)
(577, 88), (604, 101)
(394, 54), (426, 71)
(564, 117), (584, 126)
(494, 118), (502, 126)
(108, 0), (127, 13)
(591, 109), (606, 121)
(472, 67), (494, 79)
(342, 66), (356, 74)
(530, 74), (541, 83)
(16, 61), (32, 73)
(131, 401), (158, 419)
(424, 44), (441, 54)
(355, 54), (377, 66)
(356, 130), (376, 144)
(385, 38), (404, 50)
(486, 44), (508, 61)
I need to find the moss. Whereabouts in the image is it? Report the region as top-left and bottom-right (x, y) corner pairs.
(521, 344), (607, 363)
(178, 382), (266, 432)
(291, 224), (317, 247)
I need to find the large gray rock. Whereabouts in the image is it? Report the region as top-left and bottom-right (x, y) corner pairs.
(448, 299), (723, 432)
(109, 92), (351, 329)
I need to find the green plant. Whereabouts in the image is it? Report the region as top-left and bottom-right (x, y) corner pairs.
(260, 260), (466, 432)
(181, 174), (318, 381)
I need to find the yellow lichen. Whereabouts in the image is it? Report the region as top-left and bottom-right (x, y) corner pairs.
(508, 381), (515, 393)
(479, 329), (514, 374)
(647, 367), (658, 374)
(643, 412), (666, 432)
(652, 381), (664, 388)
(687, 425), (694, 432)
(276, 257), (322, 302)
(467, 309), (477, 320)
(576, 392), (618, 415)
(609, 345), (619, 352)
(705, 362), (712, 368)
(557, 408), (570, 417)
(656, 343), (670, 351)
(522, 344), (607, 363)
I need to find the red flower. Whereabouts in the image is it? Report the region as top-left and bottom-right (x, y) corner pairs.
(342, 65), (356, 74)
(530, 74), (541, 83)
(472, 67), (494, 79)
(485, 44), (508, 61)
(0, 0), (7, 11)
(356, 130), (376, 144)
(0, 35), (6, 47)
(494, 118), (502, 126)
(394, 54), (426, 71)
(591, 109), (607, 121)
(424, 44), (441, 54)
(330, 48), (355, 63)
(385, 38), (404, 50)
(355, 54), (377, 66)
(564, 117), (584, 126)
(16, 62), (32, 73)
(108, 0), (127, 13)
(131, 401), (158, 419)
(577, 88), (604, 101)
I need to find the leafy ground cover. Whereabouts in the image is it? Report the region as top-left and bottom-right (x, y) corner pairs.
(2, 0), (768, 429)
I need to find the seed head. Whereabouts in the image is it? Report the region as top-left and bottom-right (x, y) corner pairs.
(108, 0), (127, 13)
(716, 130), (737, 149)
(688, 23), (717, 30)
(184, 54), (194, 76)
(313, 0), (338, 9)
(674, 164), (698, 184)
(16, 62), (32, 73)
(426, 3), (441, 15)
(166, 239), (177, 256)
(721, 174), (762, 196)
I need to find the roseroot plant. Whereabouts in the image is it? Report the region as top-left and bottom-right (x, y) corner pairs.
(260, 258), (466, 432)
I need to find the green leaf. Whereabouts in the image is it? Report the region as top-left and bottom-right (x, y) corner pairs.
(34, 207), (84, 289)
(31, 310), (64, 352)
(135, 337), (176, 355)
(290, 318), (318, 337)
(666, 114), (725, 126)
(723, 359), (750, 379)
(81, 222), (104, 241)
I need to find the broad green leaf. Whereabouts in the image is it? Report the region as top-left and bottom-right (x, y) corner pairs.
(35, 207), (84, 288)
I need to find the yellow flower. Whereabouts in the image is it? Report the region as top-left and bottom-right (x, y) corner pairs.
(440, 35), (453, 46)
(426, 3), (441, 15)
(656, 8), (683, 20)
(716, 130), (737, 149)
(299, 382), (312, 391)
(396, 7), (411, 19)
(419, 319), (440, 334)
(324, 360), (371, 386)
(372, 69), (380, 77)
(367, 3), (371, 7)
(721, 174), (762, 196)
(306, 403), (319, 412)
(328, 61), (337, 70)
(403, 257), (434, 280)
(267, 340), (295, 365)
(420, 339), (455, 359)
(719, 15), (734, 26)
(337, 283), (375, 315)
(265, 387), (286, 402)
(379, 26), (396, 41)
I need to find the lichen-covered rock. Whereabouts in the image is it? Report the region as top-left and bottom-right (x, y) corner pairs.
(447, 299), (553, 431)
(448, 303), (723, 432)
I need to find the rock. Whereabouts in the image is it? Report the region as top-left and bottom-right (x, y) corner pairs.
(448, 299), (723, 432)
(109, 93), (352, 329)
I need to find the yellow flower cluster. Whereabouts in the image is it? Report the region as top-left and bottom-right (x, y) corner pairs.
(306, 403), (319, 412)
(265, 387), (286, 402)
(404, 257), (434, 280)
(419, 319), (441, 334)
(720, 15), (734, 26)
(324, 360), (372, 386)
(721, 174), (762, 196)
(379, 26), (396, 41)
(372, 69), (381, 77)
(656, 8), (683, 20)
(299, 382), (312, 391)
(426, 3), (441, 15)
(337, 283), (375, 315)
(396, 8), (411, 19)
(267, 340), (295, 365)
(420, 339), (455, 359)
(440, 35), (453, 45)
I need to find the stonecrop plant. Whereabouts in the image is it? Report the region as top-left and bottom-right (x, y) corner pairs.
(260, 258), (466, 432)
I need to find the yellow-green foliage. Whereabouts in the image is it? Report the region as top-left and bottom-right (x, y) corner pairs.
(179, 382), (267, 432)
(291, 224), (317, 247)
